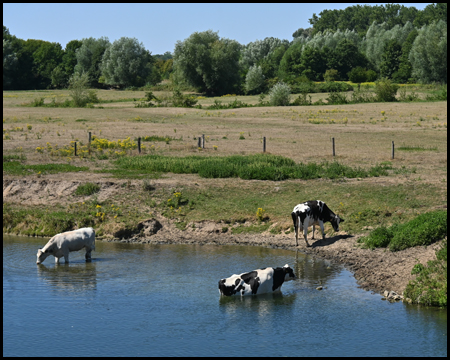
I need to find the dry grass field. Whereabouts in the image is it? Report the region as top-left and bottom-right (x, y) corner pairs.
(3, 89), (447, 185)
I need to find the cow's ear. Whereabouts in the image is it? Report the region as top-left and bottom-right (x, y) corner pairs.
(340, 218), (345, 223)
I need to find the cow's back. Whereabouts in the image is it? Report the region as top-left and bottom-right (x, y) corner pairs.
(55, 227), (95, 251)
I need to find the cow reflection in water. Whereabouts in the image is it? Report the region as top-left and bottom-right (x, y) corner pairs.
(37, 262), (97, 293)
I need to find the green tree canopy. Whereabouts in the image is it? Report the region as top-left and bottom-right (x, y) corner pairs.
(100, 37), (153, 88)
(173, 30), (241, 96)
(74, 37), (110, 87)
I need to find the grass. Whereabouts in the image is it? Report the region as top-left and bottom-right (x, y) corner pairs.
(358, 210), (447, 251)
(404, 240), (447, 307)
(397, 145), (438, 151)
(113, 153), (398, 181)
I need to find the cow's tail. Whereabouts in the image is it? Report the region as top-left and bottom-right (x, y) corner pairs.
(91, 228), (96, 251)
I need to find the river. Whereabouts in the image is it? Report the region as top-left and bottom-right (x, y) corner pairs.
(3, 234), (447, 357)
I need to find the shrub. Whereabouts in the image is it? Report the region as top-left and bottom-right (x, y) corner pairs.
(318, 82), (353, 93)
(389, 210), (447, 251)
(245, 65), (265, 94)
(358, 210), (447, 251)
(347, 67), (367, 83)
(75, 182), (101, 196)
(269, 81), (291, 106)
(366, 70), (378, 82)
(326, 92), (349, 105)
(323, 69), (339, 82)
(374, 77), (399, 102)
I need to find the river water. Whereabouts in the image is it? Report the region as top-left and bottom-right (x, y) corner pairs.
(3, 234), (447, 357)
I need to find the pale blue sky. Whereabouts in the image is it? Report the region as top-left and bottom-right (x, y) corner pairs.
(3, 3), (431, 55)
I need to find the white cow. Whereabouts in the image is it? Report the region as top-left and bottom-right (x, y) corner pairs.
(36, 227), (95, 264)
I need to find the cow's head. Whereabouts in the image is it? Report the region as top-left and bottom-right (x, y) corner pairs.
(331, 214), (344, 232)
(36, 248), (52, 264)
(282, 264), (295, 281)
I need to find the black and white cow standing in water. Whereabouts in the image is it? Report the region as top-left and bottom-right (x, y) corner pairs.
(291, 200), (344, 247)
(218, 264), (295, 296)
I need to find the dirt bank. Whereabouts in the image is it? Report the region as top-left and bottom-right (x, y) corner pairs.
(3, 177), (442, 297)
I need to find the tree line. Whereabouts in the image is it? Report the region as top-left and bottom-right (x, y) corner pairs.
(3, 3), (447, 95)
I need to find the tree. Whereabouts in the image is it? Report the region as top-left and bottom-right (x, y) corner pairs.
(62, 40), (82, 77)
(379, 39), (402, 79)
(409, 20), (447, 83)
(173, 30), (241, 96)
(258, 44), (288, 80)
(328, 39), (368, 80)
(240, 37), (289, 70)
(3, 39), (18, 88)
(100, 37), (153, 88)
(245, 65), (265, 94)
(32, 41), (64, 88)
(278, 41), (303, 81)
(393, 29), (418, 83)
(292, 27), (313, 39)
(74, 37), (110, 87)
(297, 46), (327, 81)
(324, 69), (339, 82)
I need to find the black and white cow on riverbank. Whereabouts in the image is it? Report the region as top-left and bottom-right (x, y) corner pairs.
(218, 264), (295, 296)
(36, 227), (95, 264)
(291, 200), (344, 247)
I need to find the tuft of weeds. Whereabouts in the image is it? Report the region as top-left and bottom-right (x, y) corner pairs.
(74, 182), (101, 196)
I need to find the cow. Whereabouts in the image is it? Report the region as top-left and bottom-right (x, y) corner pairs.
(291, 200), (344, 247)
(218, 264), (295, 296)
(36, 227), (95, 264)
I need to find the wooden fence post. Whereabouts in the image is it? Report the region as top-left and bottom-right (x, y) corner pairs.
(88, 132), (91, 155)
(202, 134), (205, 149)
(74, 141), (77, 156)
(197, 137), (201, 148)
(391, 141), (394, 159)
(138, 137), (141, 154)
(263, 137), (266, 152)
(332, 137), (335, 157)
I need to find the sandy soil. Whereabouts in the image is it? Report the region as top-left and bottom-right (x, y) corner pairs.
(3, 176), (443, 298)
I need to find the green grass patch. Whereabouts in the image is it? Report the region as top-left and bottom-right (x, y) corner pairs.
(3, 161), (89, 175)
(113, 154), (394, 181)
(358, 210), (447, 251)
(231, 223), (271, 235)
(3, 154), (26, 162)
(74, 182), (101, 196)
(404, 240), (447, 307)
(397, 145), (438, 151)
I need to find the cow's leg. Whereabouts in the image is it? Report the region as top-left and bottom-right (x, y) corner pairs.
(63, 251), (69, 263)
(303, 226), (310, 247)
(55, 256), (60, 264)
(312, 225), (316, 239)
(85, 248), (92, 261)
(295, 217), (299, 246)
(319, 221), (325, 239)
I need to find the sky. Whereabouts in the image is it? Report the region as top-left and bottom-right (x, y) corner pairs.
(4, 3), (432, 55)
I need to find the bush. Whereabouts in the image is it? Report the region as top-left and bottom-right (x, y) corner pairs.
(318, 82), (353, 93)
(347, 67), (367, 83)
(269, 81), (291, 106)
(323, 69), (339, 82)
(326, 91), (349, 104)
(389, 210), (447, 251)
(358, 210), (447, 251)
(374, 77), (399, 102)
(75, 182), (101, 196)
(365, 70), (378, 82)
